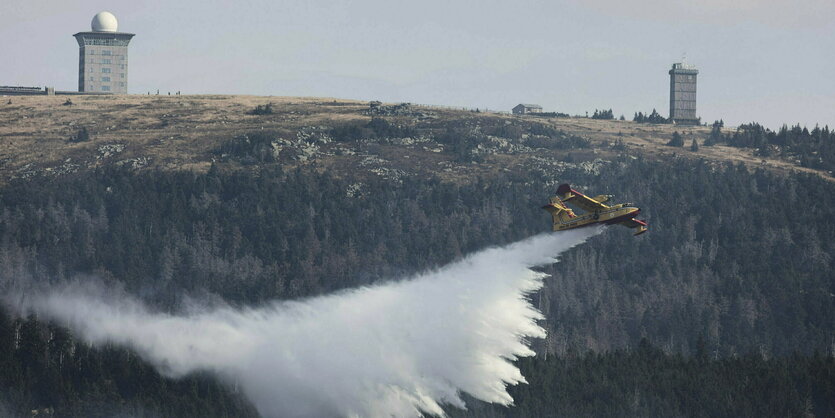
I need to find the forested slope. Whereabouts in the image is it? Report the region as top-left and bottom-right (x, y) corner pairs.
(1, 96), (834, 416)
(1, 156), (833, 416)
(453, 343), (835, 418)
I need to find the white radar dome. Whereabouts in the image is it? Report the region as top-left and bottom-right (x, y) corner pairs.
(91, 11), (118, 32)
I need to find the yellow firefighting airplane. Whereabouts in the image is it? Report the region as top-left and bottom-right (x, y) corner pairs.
(543, 184), (648, 236)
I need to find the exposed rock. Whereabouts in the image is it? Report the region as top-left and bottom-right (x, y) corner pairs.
(473, 136), (534, 155)
(345, 182), (364, 197)
(296, 142), (319, 162)
(365, 102), (436, 120)
(390, 137), (416, 146)
(334, 146), (356, 156)
(53, 161), (81, 176)
(97, 144), (125, 159)
(360, 155), (389, 167)
(525, 156), (611, 178)
(579, 158), (609, 175)
(360, 155), (407, 182)
(14, 163), (38, 179)
(296, 126), (332, 144)
(116, 157), (150, 169)
(369, 166), (407, 182)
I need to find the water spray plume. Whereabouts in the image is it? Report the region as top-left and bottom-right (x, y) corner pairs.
(8, 228), (599, 417)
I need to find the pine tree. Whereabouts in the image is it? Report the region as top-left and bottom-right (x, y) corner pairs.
(705, 124), (722, 146)
(667, 131), (684, 147)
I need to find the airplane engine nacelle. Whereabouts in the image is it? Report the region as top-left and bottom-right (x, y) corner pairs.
(592, 194), (613, 203)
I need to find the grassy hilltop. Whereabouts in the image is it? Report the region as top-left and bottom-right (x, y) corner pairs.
(1, 94), (831, 184)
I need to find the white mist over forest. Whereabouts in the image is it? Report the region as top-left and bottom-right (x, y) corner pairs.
(6, 228), (599, 417)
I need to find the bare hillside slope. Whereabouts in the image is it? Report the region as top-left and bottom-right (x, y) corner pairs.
(1, 95), (829, 184)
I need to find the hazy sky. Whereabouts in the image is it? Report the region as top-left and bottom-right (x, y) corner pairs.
(3, 0), (834, 128)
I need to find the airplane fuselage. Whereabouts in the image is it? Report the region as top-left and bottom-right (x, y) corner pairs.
(551, 205), (641, 231)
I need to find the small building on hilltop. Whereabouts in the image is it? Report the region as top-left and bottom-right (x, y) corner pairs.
(512, 104), (543, 114)
(0, 86), (54, 96)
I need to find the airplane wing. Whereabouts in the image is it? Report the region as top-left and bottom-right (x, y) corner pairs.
(618, 218), (648, 235)
(556, 184), (609, 212)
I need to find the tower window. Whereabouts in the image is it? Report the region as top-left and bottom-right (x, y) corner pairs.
(102, 59), (111, 64)
(101, 77), (111, 82)
(101, 85), (111, 91)
(102, 68), (111, 73)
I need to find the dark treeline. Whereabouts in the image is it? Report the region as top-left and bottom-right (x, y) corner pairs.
(633, 109), (668, 124)
(708, 122), (835, 171)
(591, 109), (614, 120)
(1, 154), (834, 415)
(452, 341), (835, 418)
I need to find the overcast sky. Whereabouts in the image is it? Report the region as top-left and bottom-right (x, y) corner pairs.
(2, 0), (834, 128)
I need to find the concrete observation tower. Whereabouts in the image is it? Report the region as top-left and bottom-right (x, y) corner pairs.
(668, 62), (699, 124)
(74, 12), (134, 94)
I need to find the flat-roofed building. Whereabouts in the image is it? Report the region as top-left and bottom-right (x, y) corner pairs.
(669, 62), (699, 124)
(74, 11), (134, 94)
(512, 104), (543, 114)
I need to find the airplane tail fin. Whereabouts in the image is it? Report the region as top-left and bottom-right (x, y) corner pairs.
(542, 197), (576, 225)
(556, 184), (573, 199)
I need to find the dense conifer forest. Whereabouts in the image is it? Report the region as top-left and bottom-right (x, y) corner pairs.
(453, 342), (835, 418)
(712, 122), (835, 171)
(1, 116), (834, 415)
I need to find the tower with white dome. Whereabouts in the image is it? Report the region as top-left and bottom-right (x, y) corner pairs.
(74, 11), (134, 94)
